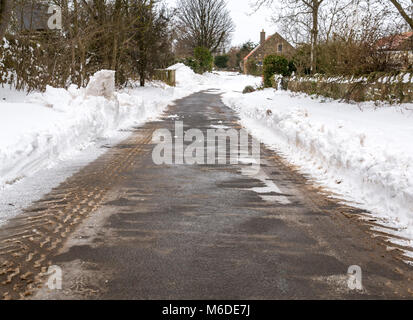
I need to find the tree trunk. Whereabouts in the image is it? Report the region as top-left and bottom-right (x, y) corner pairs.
(139, 56), (146, 87)
(310, 0), (320, 74)
(388, 0), (413, 30)
(140, 69), (146, 87)
(111, 0), (122, 71)
(0, 0), (12, 40)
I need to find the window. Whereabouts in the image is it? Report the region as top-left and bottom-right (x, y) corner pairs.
(278, 44), (283, 52)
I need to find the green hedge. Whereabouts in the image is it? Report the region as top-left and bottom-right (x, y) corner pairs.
(263, 55), (295, 87)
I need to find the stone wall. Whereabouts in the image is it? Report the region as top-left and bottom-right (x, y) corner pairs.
(275, 72), (413, 104)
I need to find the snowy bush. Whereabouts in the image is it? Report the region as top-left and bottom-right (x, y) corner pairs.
(243, 85), (256, 94)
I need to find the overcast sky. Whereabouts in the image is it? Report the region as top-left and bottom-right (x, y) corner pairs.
(165, 0), (277, 47)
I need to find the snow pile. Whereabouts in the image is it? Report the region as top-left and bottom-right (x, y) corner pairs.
(167, 63), (203, 88)
(223, 88), (413, 240)
(0, 70), (194, 190)
(85, 70), (116, 99)
(203, 71), (262, 92)
(167, 63), (261, 93)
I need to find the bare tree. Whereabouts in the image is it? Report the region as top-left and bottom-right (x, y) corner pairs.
(0, 0), (12, 40)
(175, 0), (235, 53)
(387, 0), (413, 29)
(0, 0), (174, 90)
(319, 0), (357, 42)
(254, 0), (324, 73)
(316, 2), (391, 75)
(308, 0), (324, 73)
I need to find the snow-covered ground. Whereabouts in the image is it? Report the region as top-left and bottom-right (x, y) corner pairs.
(0, 65), (259, 224)
(223, 87), (413, 248)
(168, 63), (261, 93)
(0, 71), (185, 190)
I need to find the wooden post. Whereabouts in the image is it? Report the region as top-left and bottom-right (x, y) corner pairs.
(154, 69), (176, 87)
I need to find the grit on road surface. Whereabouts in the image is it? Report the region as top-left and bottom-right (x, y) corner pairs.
(1, 91), (413, 299)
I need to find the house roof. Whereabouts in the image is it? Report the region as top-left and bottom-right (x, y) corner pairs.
(376, 32), (413, 51)
(243, 45), (260, 61)
(243, 32), (287, 61)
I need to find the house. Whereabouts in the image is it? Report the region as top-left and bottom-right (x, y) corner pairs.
(376, 32), (413, 70)
(243, 30), (295, 74)
(377, 32), (413, 51)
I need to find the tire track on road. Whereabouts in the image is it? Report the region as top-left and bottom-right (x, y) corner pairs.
(0, 129), (154, 299)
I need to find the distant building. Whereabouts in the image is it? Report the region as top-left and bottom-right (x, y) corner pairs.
(376, 32), (413, 70)
(243, 30), (295, 74)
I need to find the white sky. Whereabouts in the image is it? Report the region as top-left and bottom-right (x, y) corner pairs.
(165, 0), (277, 47)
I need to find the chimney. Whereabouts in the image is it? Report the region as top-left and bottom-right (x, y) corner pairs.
(260, 29), (266, 45)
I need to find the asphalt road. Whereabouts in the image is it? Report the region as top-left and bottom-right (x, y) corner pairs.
(1, 91), (412, 299)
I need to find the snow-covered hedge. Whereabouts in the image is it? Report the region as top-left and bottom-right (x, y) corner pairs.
(0, 36), (77, 91)
(279, 72), (413, 103)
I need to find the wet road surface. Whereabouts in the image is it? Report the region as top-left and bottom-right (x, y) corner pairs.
(1, 91), (413, 299)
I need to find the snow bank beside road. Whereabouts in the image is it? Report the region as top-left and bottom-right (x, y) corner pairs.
(0, 70), (195, 190)
(223, 88), (413, 241)
(167, 63), (261, 93)
(168, 63), (203, 89)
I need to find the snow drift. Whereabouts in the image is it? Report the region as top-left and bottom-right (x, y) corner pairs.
(167, 63), (261, 93)
(223, 88), (413, 241)
(0, 69), (196, 190)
